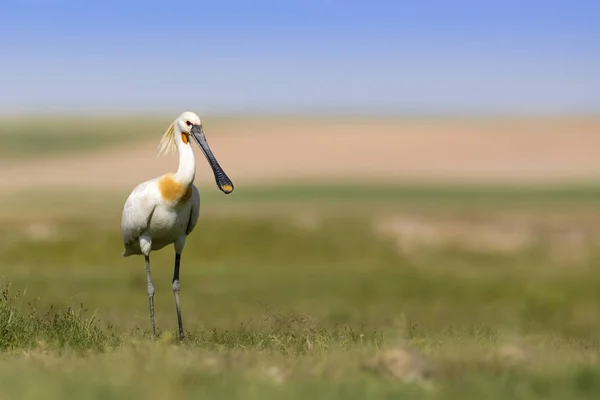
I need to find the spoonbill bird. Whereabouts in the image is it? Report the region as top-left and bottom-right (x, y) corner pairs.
(120, 111), (234, 340)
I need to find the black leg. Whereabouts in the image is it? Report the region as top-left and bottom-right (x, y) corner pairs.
(172, 253), (184, 340)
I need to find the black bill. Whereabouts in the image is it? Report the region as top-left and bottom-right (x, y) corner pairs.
(191, 125), (234, 194)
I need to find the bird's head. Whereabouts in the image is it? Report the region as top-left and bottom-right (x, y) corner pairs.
(175, 111), (202, 140)
(159, 111), (234, 194)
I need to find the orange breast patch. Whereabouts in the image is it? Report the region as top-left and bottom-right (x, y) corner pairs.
(158, 175), (192, 203)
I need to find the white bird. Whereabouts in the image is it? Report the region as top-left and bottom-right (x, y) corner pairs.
(120, 111), (234, 340)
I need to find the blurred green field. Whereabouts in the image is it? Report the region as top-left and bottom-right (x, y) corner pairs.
(3, 115), (600, 398)
(2, 187), (600, 399)
(0, 117), (155, 159)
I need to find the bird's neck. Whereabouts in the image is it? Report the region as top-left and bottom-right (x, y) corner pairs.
(174, 130), (196, 187)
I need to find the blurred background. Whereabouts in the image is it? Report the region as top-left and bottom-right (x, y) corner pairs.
(1, 1), (600, 396)
(1, 0), (600, 325)
(1, 1), (599, 194)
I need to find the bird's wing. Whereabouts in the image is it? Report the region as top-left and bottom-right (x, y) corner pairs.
(186, 185), (201, 235)
(121, 180), (158, 246)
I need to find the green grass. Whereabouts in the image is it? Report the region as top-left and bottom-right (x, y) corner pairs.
(1, 204), (600, 398)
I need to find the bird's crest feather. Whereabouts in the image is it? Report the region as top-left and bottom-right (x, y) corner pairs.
(158, 122), (177, 156)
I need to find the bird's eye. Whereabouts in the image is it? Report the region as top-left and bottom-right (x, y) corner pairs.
(185, 121), (192, 127)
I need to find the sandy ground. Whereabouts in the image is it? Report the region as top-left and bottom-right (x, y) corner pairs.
(1, 117), (599, 193)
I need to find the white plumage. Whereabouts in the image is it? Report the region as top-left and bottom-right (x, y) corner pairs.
(120, 111), (233, 340)
(121, 176), (200, 256)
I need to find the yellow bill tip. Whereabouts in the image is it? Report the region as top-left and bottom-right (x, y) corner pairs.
(220, 184), (234, 193)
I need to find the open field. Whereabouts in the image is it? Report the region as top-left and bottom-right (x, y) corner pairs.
(3, 200), (600, 399)
(1, 116), (600, 398)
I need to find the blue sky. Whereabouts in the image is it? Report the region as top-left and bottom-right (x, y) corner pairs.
(1, 0), (598, 115)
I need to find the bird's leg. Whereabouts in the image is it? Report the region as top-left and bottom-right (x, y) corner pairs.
(145, 255), (156, 339)
(172, 253), (184, 340)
